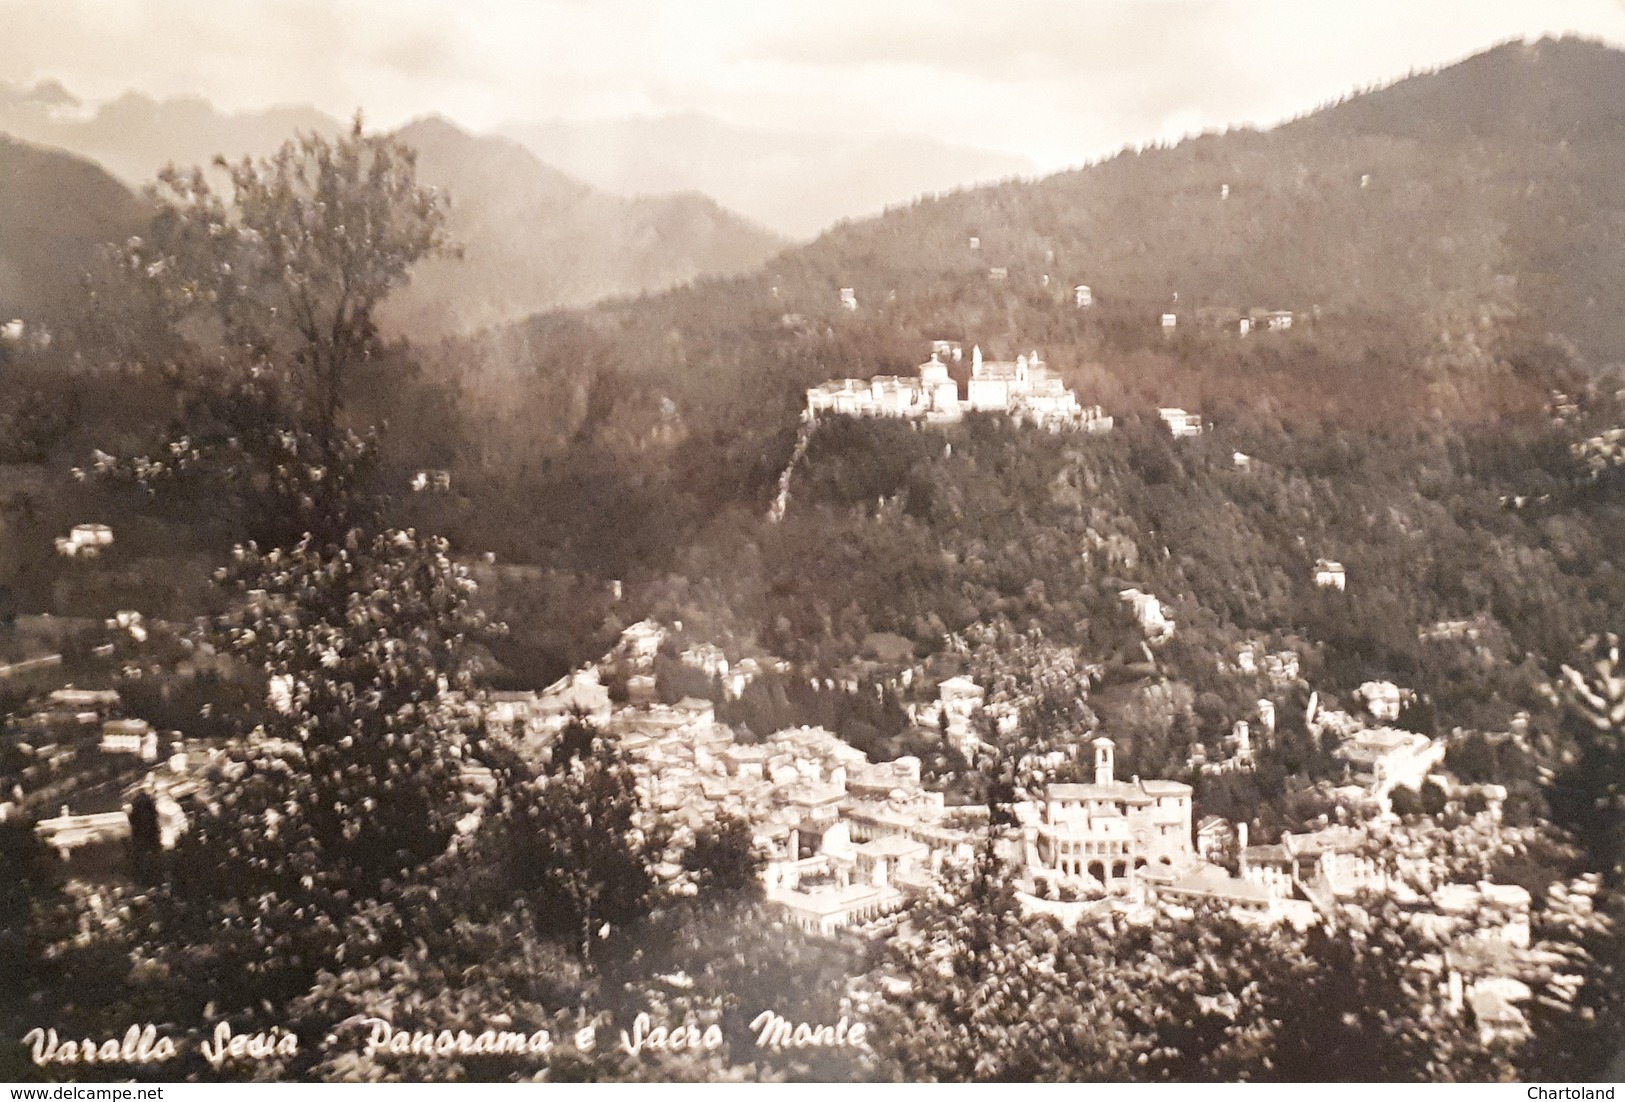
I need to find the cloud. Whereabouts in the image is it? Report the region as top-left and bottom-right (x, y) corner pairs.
(731, 0), (1231, 78)
(0, 0), (484, 115)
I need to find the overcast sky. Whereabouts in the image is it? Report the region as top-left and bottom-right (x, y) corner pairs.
(4, 0), (1625, 171)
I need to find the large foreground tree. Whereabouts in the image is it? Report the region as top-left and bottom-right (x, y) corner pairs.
(1548, 633), (1625, 881)
(136, 530), (493, 1015)
(479, 719), (668, 964)
(871, 845), (1514, 1084)
(87, 116), (454, 543)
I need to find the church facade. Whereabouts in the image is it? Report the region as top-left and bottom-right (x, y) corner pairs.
(1024, 737), (1195, 894)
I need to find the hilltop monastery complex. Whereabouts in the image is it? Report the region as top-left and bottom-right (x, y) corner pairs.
(806, 344), (1113, 432)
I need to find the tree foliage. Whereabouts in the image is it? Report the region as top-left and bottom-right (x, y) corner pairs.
(85, 116), (454, 544)
(872, 884), (1515, 1082)
(134, 530), (491, 1013)
(681, 813), (763, 898)
(1547, 633), (1625, 881)
(479, 724), (667, 962)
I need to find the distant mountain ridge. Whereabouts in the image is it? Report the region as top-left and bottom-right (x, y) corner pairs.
(379, 116), (786, 337)
(498, 113), (1038, 239)
(0, 86), (343, 185)
(532, 36), (1625, 377)
(0, 86), (1039, 245)
(11, 37), (1625, 360)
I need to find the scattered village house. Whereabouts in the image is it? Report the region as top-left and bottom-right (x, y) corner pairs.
(1333, 726), (1447, 810)
(1358, 679), (1413, 723)
(99, 718), (158, 759)
(1158, 407), (1203, 437)
(925, 674), (987, 758)
(55, 524), (114, 558)
(1119, 588), (1175, 640)
(616, 620), (665, 667)
(1314, 559), (1346, 591)
(35, 806), (131, 861)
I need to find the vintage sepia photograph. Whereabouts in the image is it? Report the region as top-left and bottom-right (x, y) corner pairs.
(2, 0), (1625, 1086)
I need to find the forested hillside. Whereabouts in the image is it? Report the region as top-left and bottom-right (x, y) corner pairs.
(505, 35), (1625, 396)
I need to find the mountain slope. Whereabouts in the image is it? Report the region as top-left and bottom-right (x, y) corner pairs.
(499, 113), (1037, 239)
(514, 35), (1625, 393)
(0, 134), (147, 324)
(381, 117), (786, 336)
(1290, 36), (1625, 362)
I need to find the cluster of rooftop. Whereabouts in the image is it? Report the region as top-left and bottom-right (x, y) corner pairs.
(493, 620), (982, 931)
(523, 623), (1286, 933)
(676, 631), (1565, 1037)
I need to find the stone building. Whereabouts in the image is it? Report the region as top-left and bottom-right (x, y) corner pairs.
(1314, 559), (1347, 591)
(805, 352), (961, 422)
(1335, 727), (1446, 808)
